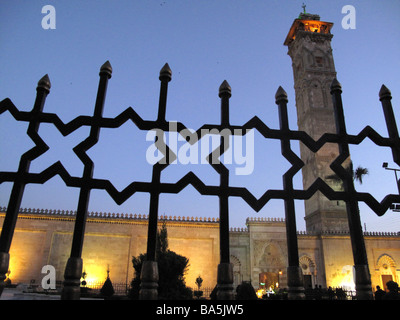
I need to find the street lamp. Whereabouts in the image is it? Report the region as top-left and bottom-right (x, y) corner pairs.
(382, 162), (400, 211)
(382, 162), (400, 194)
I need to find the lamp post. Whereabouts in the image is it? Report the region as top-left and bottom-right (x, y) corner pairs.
(382, 162), (400, 211)
(382, 162), (400, 194)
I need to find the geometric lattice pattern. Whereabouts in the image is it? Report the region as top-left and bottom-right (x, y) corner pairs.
(1, 64), (399, 216)
(1, 61), (399, 300)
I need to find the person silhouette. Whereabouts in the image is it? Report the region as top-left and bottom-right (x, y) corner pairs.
(383, 281), (400, 300)
(374, 285), (385, 300)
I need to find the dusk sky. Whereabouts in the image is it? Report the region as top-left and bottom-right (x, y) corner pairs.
(1, 0), (400, 232)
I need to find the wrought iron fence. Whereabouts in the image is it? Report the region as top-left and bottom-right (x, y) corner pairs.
(82, 281), (129, 296)
(0, 61), (399, 300)
(190, 286), (214, 299)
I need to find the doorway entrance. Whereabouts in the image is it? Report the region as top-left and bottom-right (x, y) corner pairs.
(259, 272), (279, 290)
(381, 275), (393, 292)
(303, 274), (312, 289)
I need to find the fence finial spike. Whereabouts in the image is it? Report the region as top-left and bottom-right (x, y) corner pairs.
(100, 60), (113, 78)
(275, 86), (288, 103)
(330, 78), (342, 93)
(219, 80), (231, 97)
(37, 74), (51, 92)
(379, 84), (392, 101)
(159, 63), (172, 81)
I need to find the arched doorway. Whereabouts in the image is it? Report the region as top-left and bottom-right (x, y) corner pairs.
(299, 255), (316, 289)
(257, 242), (286, 291)
(377, 254), (397, 291)
(231, 255), (242, 288)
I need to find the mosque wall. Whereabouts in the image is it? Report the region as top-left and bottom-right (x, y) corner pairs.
(1, 210), (399, 293)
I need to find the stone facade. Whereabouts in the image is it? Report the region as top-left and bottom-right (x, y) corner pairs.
(285, 13), (350, 233)
(240, 218), (400, 291)
(1, 209), (399, 293)
(0, 209), (220, 290)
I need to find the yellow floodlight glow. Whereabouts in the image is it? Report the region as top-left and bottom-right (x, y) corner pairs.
(81, 264), (107, 286)
(330, 265), (356, 291)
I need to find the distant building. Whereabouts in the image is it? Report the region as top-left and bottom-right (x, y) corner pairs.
(1, 12), (399, 295)
(1, 208), (399, 293)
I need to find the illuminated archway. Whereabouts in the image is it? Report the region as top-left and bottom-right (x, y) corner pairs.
(377, 254), (397, 289)
(299, 255), (316, 288)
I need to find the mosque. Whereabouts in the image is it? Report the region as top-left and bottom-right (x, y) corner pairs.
(1, 11), (399, 295)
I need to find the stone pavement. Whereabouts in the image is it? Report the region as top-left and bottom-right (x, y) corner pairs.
(0, 288), (61, 300)
(0, 287), (102, 300)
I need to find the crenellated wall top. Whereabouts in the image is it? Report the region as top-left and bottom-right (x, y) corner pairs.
(297, 229), (400, 237)
(0, 207), (249, 232)
(0, 206), (219, 224)
(246, 217), (285, 224)
(2, 207), (397, 236)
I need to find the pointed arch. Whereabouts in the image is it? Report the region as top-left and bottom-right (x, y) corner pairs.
(231, 255), (242, 287)
(230, 255), (241, 267)
(376, 254), (398, 286)
(377, 254), (396, 271)
(299, 255), (316, 274)
(257, 242), (286, 273)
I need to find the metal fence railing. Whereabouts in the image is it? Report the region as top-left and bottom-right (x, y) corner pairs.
(1, 62), (399, 300)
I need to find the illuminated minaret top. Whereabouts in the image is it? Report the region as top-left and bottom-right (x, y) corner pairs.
(284, 11), (333, 46)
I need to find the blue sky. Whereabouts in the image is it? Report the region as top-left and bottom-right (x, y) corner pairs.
(1, 0), (400, 232)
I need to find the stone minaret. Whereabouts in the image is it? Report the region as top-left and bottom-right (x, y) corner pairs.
(284, 12), (349, 233)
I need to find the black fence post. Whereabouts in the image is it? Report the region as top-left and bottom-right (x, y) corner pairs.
(275, 86), (305, 299)
(0, 74), (51, 297)
(61, 61), (112, 300)
(216, 80), (234, 300)
(330, 78), (373, 300)
(139, 63), (172, 300)
(1, 63), (398, 302)
(379, 85), (400, 166)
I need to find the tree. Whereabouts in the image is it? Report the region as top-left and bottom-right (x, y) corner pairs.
(156, 219), (168, 254)
(129, 222), (193, 299)
(353, 166), (369, 184)
(326, 161), (369, 187)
